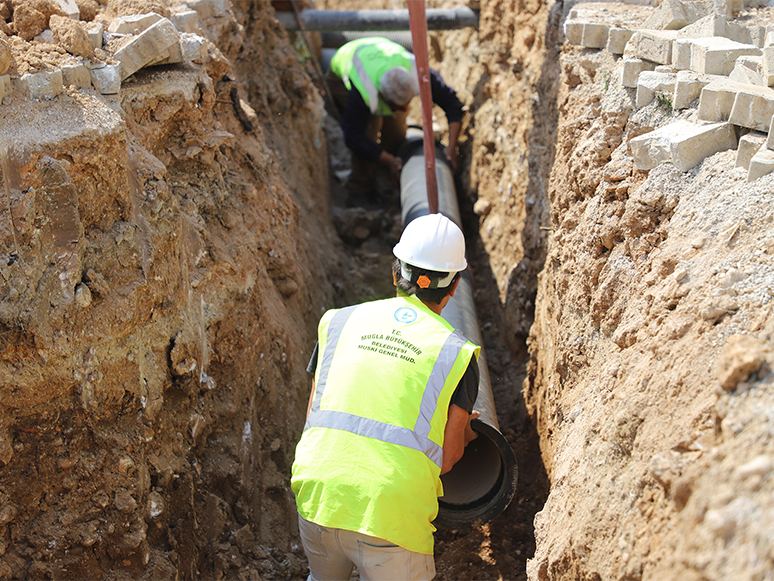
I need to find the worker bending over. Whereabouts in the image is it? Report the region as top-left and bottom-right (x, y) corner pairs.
(291, 213), (480, 580)
(328, 37), (464, 203)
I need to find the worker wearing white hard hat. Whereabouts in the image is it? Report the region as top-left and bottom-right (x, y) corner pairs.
(292, 213), (480, 580)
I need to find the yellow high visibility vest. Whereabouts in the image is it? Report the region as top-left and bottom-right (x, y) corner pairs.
(291, 295), (480, 554)
(330, 37), (416, 115)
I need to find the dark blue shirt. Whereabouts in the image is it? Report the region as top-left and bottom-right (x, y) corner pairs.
(341, 68), (464, 162)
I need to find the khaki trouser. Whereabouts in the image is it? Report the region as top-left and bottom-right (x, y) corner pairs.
(298, 516), (435, 581)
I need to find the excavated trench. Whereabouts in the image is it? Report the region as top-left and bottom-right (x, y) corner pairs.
(0, 0), (558, 580)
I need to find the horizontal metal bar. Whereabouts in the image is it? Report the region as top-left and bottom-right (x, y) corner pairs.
(275, 7), (480, 32)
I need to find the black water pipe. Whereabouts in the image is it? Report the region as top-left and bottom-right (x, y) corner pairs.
(397, 134), (518, 529)
(275, 7), (479, 32)
(321, 31), (414, 51)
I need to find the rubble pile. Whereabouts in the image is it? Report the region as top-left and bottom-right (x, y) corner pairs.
(0, 0), (221, 99)
(565, 0), (774, 181)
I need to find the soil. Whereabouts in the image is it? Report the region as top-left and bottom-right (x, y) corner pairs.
(3, 0), (774, 580)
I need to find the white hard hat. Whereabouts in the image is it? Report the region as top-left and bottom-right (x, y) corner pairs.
(393, 214), (467, 287)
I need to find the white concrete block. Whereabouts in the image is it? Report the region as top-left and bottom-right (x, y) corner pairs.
(630, 120), (737, 171)
(726, 21), (753, 45)
(673, 38), (693, 70)
(729, 84), (774, 131)
(747, 147), (774, 181)
(767, 112), (774, 150)
(676, 14), (725, 39)
(108, 12), (164, 34)
(607, 27), (633, 54)
(621, 58), (657, 88)
(55, 0), (79, 19)
(673, 70), (715, 109)
(738, 55), (763, 72)
(641, 0), (687, 30)
(730, 61), (764, 85)
(90, 63), (121, 94)
(21, 70), (64, 100)
(186, 0), (228, 20)
(581, 23), (609, 49)
(683, 0), (724, 22)
(736, 131), (766, 170)
(627, 30), (679, 65)
(564, 20), (583, 45)
(0, 74), (11, 103)
(85, 22), (103, 49)
(565, 21), (609, 48)
(636, 71), (676, 107)
(763, 46), (774, 86)
(171, 10), (199, 34)
(697, 78), (748, 122)
(148, 40), (183, 66)
(180, 34), (207, 63)
(655, 65), (676, 73)
(61, 63), (90, 89)
(690, 37), (761, 76)
(114, 18), (180, 80)
(749, 25), (766, 48)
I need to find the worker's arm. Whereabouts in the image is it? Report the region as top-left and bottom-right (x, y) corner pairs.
(429, 69), (464, 174)
(305, 379), (315, 419)
(441, 405), (479, 475)
(445, 121), (461, 174)
(341, 88), (383, 161)
(378, 150), (403, 183)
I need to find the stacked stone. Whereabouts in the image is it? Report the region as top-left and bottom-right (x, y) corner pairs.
(0, 0), (218, 103)
(564, 0), (774, 182)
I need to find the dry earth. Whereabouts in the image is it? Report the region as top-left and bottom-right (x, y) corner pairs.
(2, 0), (774, 580)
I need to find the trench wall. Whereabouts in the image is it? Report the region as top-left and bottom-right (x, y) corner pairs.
(525, 1), (774, 580)
(0, 2), (336, 579)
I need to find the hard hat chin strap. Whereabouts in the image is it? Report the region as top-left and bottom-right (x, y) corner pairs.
(400, 261), (456, 289)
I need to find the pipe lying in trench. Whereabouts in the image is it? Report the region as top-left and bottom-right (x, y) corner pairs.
(275, 7), (479, 32)
(397, 134), (518, 529)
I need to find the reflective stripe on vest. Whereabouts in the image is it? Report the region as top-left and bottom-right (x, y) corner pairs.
(305, 306), (470, 469)
(351, 48), (380, 114)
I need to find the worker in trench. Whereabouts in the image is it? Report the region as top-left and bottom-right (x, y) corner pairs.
(327, 37), (464, 206)
(291, 213), (480, 580)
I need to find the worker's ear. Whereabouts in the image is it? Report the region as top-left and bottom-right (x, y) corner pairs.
(448, 277), (460, 297)
(392, 270), (397, 287)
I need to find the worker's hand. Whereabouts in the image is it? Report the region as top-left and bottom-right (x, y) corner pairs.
(444, 146), (459, 174)
(379, 151), (403, 185)
(464, 411), (480, 446)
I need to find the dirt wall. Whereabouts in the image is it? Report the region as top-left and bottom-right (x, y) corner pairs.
(525, 11), (774, 581)
(0, 2), (337, 579)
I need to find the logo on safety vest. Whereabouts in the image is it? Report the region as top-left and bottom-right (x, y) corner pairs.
(394, 307), (417, 324)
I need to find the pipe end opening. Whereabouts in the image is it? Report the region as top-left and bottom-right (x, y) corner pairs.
(435, 419), (518, 529)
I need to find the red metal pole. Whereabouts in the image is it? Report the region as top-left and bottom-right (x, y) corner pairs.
(407, 0), (439, 215)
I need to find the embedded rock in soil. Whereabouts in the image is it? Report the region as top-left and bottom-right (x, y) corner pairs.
(50, 14), (92, 57)
(0, 32), (10, 74)
(715, 334), (768, 391)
